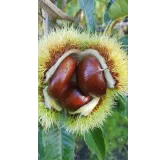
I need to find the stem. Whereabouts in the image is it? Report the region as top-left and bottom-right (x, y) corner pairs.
(104, 16), (126, 36)
(39, 0), (74, 22)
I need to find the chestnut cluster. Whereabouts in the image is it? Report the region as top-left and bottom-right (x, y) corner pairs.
(47, 55), (106, 111)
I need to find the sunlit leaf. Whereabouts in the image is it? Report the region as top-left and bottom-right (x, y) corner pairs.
(108, 0), (128, 20)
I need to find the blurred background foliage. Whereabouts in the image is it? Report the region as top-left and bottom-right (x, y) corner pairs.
(38, 0), (128, 159)
(38, 0), (128, 39)
(73, 95), (128, 160)
(64, 0), (110, 29)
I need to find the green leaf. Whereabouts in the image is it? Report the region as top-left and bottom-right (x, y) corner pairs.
(65, 1), (80, 17)
(38, 124), (45, 160)
(84, 128), (106, 160)
(104, 0), (128, 36)
(118, 35), (128, 53)
(78, 0), (95, 33)
(67, 0), (72, 4)
(103, 111), (128, 160)
(116, 95), (128, 118)
(104, 0), (114, 25)
(57, 0), (62, 9)
(43, 126), (75, 160)
(108, 0), (128, 20)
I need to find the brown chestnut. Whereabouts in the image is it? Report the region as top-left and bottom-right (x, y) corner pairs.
(59, 82), (91, 111)
(77, 56), (106, 97)
(47, 56), (77, 99)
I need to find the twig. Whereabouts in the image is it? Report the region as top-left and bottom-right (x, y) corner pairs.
(104, 16), (126, 36)
(38, 12), (46, 20)
(39, 0), (74, 22)
(74, 9), (82, 21)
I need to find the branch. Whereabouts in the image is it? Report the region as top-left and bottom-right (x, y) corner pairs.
(39, 0), (74, 22)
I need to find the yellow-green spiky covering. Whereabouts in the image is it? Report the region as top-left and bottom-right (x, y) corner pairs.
(38, 27), (128, 134)
(64, 89), (116, 135)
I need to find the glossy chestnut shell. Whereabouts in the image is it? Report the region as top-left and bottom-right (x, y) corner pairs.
(77, 56), (106, 97)
(59, 82), (91, 110)
(47, 56), (77, 99)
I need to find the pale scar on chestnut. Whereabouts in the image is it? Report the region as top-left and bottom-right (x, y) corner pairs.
(47, 53), (109, 111)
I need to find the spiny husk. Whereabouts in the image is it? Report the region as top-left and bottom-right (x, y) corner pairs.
(38, 27), (128, 134)
(38, 93), (61, 130)
(64, 89), (116, 135)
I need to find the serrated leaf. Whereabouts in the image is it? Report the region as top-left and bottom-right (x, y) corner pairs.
(78, 0), (95, 33)
(43, 126), (75, 160)
(84, 128), (106, 160)
(108, 0), (128, 20)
